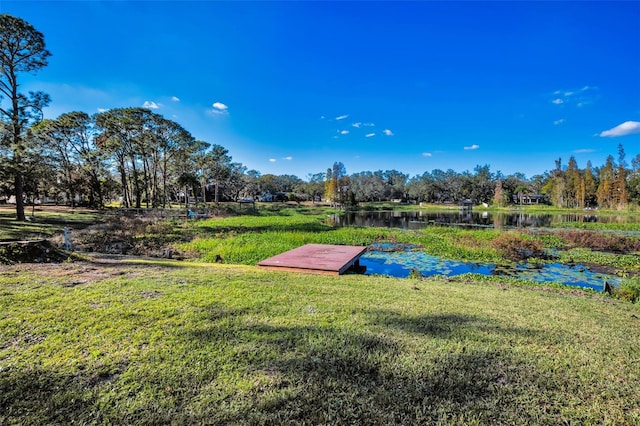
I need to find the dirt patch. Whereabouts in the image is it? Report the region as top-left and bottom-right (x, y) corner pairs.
(0, 254), (169, 285)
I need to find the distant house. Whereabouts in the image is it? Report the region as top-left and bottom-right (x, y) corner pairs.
(513, 194), (544, 205)
(460, 199), (473, 210)
(273, 192), (289, 202)
(259, 193), (273, 202)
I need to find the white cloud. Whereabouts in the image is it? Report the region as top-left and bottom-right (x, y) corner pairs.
(599, 121), (640, 137)
(171, 96), (180, 102)
(320, 115), (326, 119)
(574, 149), (595, 154)
(422, 152), (432, 157)
(550, 86), (597, 108)
(143, 101), (160, 109)
(269, 158), (276, 163)
(211, 101), (229, 115)
(340, 130), (350, 135)
(283, 156), (293, 161)
(464, 144), (480, 150)
(383, 129), (394, 136)
(554, 119), (565, 125)
(97, 108), (107, 113)
(336, 114), (349, 120)
(352, 121), (374, 128)
(365, 133), (376, 138)
(212, 101), (228, 111)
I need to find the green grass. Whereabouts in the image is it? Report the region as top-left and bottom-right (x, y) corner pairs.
(551, 221), (640, 233)
(1, 260), (639, 424)
(179, 207), (639, 277)
(3, 204), (640, 423)
(180, 209), (507, 265)
(0, 205), (101, 241)
(558, 248), (640, 272)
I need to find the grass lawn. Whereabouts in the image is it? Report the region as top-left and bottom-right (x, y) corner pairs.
(2, 203), (640, 423)
(1, 258), (639, 424)
(0, 205), (101, 241)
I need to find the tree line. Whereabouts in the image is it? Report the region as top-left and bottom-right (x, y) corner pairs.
(321, 155), (640, 210)
(1, 14), (640, 221)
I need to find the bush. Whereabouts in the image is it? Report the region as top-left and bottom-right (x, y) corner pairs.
(556, 230), (640, 254)
(491, 233), (545, 261)
(617, 277), (640, 303)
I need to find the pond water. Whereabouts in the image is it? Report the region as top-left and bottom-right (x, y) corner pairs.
(328, 210), (637, 230)
(360, 246), (620, 291)
(330, 211), (630, 290)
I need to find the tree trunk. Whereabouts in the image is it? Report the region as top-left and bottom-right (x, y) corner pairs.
(15, 172), (25, 221)
(162, 156), (168, 209)
(11, 73), (25, 221)
(119, 164), (129, 208)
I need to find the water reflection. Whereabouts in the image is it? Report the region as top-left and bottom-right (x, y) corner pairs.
(361, 248), (620, 291)
(328, 211), (633, 230)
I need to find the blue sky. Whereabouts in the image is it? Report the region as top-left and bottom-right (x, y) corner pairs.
(2, 1), (639, 180)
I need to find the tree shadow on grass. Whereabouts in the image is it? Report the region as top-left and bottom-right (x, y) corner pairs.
(171, 307), (555, 425)
(0, 363), (123, 425)
(365, 310), (547, 341)
(1, 305), (562, 424)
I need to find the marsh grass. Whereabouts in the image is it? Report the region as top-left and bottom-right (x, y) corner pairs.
(552, 221), (640, 233)
(1, 260), (639, 424)
(618, 277), (640, 302)
(182, 213), (508, 265)
(490, 233), (545, 261)
(178, 206), (640, 281)
(558, 248), (640, 272)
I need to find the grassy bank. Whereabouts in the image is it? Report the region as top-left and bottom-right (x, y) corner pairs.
(178, 206), (640, 277)
(180, 208), (504, 265)
(1, 259), (639, 424)
(3, 203), (637, 279)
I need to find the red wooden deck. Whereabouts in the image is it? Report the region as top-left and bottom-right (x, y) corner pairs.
(257, 244), (367, 275)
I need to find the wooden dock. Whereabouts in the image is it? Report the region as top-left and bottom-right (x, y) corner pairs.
(257, 244), (367, 275)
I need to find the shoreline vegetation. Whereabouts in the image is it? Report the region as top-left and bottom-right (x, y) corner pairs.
(1, 202), (639, 297)
(1, 202), (640, 424)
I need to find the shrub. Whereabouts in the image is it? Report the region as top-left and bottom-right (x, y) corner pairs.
(408, 268), (422, 279)
(556, 230), (640, 254)
(491, 233), (545, 261)
(617, 277), (640, 303)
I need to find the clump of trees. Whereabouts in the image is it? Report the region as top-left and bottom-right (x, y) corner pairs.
(1, 14), (640, 221)
(542, 145), (637, 210)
